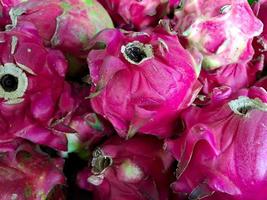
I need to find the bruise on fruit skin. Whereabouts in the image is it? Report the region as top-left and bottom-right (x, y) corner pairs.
(121, 41), (153, 65)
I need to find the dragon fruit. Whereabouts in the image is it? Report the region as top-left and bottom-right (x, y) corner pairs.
(97, 0), (168, 30)
(0, 140), (65, 200)
(51, 83), (114, 156)
(172, 0), (263, 70)
(77, 135), (175, 200)
(9, 0), (113, 57)
(166, 86), (267, 200)
(88, 23), (202, 138)
(65, 99), (114, 156)
(0, 23), (77, 151)
(199, 55), (264, 94)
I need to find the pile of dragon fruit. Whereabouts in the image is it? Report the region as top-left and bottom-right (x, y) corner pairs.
(1, 0), (267, 199)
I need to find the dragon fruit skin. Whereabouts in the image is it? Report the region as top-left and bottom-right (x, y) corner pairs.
(252, 0), (267, 40)
(66, 99), (114, 154)
(0, 140), (65, 200)
(0, 23), (78, 151)
(77, 135), (175, 200)
(172, 0), (263, 70)
(97, 0), (168, 30)
(88, 24), (202, 138)
(0, 138), (25, 152)
(252, 0), (267, 65)
(0, 0), (22, 30)
(166, 86), (267, 200)
(199, 56), (264, 94)
(255, 76), (267, 89)
(51, 83), (114, 155)
(10, 0), (113, 57)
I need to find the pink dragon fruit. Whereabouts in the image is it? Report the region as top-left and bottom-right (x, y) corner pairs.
(51, 83), (114, 156)
(97, 0), (168, 30)
(0, 140), (65, 200)
(64, 99), (114, 157)
(172, 0), (263, 70)
(77, 135), (175, 200)
(9, 0), (113, 57)
(166, 86), (267, 200)
(88, 23), (202, 138)
(199, 55), (264, 94)
(0, 23), (78, 151)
